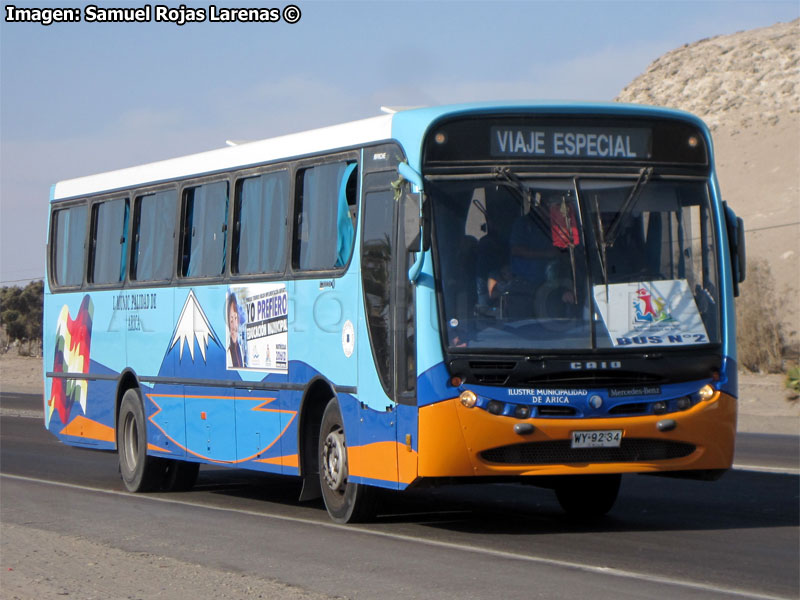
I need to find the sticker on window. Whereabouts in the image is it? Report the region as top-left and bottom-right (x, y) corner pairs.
(593, 280), (708, 347)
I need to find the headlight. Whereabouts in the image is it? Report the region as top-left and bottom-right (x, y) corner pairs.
(459, 390), (478, 408)
(698, 384), (715, 401)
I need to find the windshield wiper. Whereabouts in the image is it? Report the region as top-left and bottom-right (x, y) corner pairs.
(494, 167), (579, 305)
(492, 167), (551, 239)
(584, 167), (651, 301)
(593, 194), (611, 300)
(603, 166), (653, 248)
(492, 167), (577, 250)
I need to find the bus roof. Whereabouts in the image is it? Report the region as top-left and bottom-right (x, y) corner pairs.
(50, 101), (709, 201)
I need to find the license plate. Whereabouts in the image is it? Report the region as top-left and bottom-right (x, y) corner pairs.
(571, 430), (623, 448)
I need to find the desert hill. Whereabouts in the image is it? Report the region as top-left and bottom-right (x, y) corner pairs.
(616, 19), (800, 355)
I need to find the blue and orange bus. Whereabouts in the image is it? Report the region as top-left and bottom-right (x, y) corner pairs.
(44, 102), (746, 522)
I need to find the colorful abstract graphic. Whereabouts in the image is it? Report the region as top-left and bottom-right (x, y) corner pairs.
(47, 295), (93, 428)
(633, 286), (674, 324)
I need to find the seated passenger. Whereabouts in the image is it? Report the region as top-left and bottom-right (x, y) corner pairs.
(506, 195), (580, 318)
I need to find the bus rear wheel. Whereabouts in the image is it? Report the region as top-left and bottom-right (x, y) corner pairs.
(117, 388), (163, 493)
(554, 474), (621, 520)
(318, 398), (376, 523)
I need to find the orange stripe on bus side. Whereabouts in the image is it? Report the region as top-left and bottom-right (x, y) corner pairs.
(348, 441), (418, 485)
(254, 454), (299, 468)
(147, 443), (172, 454)
(59, 415), (115, 443)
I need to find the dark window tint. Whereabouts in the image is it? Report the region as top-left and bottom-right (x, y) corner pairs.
(180, 181), (229, 278)
(51, 205), (88, 287)
(397, 193), (416, 397)
(89, 198), (129, 284)
(233, 171), (289, 275)
(132, 190), (177, 282)
(293, 161), (357, 271)
(362, 187), (394, 394)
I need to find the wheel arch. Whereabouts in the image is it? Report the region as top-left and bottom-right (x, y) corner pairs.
(113, 369), (141, 450)
(297, 375), (339, 501)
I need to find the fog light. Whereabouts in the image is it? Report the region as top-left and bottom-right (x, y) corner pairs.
(487, 400), (504, 415)
(676, 397), (692, 411)
(698, 384), (715, 401)
(657, 419), (677, 432)
(514, 405), (531, 419)
(653, 401), (668, 414)
(459, 390), (478, 408)
(514, 423), (535, 435)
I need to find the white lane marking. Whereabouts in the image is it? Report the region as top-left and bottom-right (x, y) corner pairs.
(733, 464), (800, 475)
(1, 472), (791, 600)
(0, 409), (42, 419)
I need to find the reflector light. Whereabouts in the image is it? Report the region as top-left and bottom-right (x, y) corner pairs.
(677, 397), (692, 410)
(450, 376), (463, 387)
(487, 400), (504, 415)
(435, 132), (447, 144)
(514, 405), (531, 419)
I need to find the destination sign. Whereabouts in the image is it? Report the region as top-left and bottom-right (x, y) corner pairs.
(489, 126), (651, 160)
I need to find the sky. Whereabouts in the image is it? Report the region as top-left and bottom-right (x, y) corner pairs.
(1, 0), (798, 285)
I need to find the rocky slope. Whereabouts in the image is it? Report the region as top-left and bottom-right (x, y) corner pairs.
(617, 19), (800, 352)
(617, 19), (799, 130)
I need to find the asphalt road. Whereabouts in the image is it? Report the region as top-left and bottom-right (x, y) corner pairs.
(1, 391), (798, 599)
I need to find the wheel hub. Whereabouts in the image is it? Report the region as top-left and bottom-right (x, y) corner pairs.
(322, 429), (347, 491)
(123, 413), (139, 472)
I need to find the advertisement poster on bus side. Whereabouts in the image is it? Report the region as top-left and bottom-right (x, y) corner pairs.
(593, 279), (709, 347)
(226, 283), (288, 372)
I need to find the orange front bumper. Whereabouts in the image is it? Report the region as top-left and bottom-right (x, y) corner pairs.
(417, 391), (736, 478)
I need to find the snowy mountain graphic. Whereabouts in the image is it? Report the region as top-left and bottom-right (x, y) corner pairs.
(170, 290), (219, 362)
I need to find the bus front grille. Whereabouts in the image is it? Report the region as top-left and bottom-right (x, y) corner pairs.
(480, 439), (696, 465)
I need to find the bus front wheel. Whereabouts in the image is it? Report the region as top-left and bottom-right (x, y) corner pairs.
(318, 398), (376, 523)
(554, 474), (621, 519)
(117, 388), (163, 493)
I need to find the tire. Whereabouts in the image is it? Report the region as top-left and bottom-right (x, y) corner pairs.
(554, 474), (621, 520)
(161, 460), (200, 492)
(117, 388), (164, 492)
(318, 398), (376, 523)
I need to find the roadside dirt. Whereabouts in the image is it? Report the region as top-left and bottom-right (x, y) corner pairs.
(0, 523), (334, 600)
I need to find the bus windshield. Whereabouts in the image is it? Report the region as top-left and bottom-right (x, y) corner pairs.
(429, 175), (720, 352)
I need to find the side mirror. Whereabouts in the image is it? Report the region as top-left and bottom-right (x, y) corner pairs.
(736, 215), (746, 283)
(403, 190), (421, 251)
(397, 162), (426, 282)
(723, 201), (746, 296)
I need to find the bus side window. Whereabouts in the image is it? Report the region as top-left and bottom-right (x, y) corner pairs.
(180, 181), (229, 278)
(336, 163), (358, 267)
(89, 197), (129, 285)
(51, 204), (88, 287)
(131, 190), (177, 282)
(293, 161), (357, 272)
(233, 171), (288, 275)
